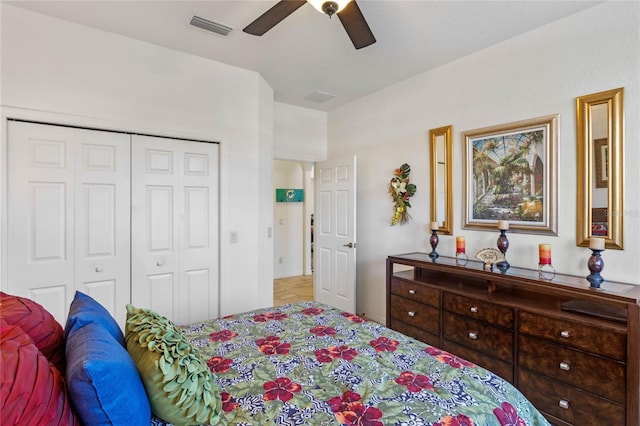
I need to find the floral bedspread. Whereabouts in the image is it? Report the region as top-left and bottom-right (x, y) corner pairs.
(152, 302), (550, 426)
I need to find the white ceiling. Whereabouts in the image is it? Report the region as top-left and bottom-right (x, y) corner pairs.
(6, 0), (602, 112)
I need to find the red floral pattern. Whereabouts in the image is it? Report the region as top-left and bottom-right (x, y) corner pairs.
(425, 346), (475, 368)
(370, 336), (399, 352)
(341, 312), (365, 323)
(395, 371), (434, 392)
(209, 329), (238, 341)
(310, 325), (336, 336)
(263, 377), (302, 403)
(220, 392), (237, 413)
(256, 335), (291, 355)
(493, 401), (526, 426)
(301, 307), (324, 315)
(314, 345), (358, 363)
(253, 311), (289, 322)
(328, 391), (383, 426)
(207, 356), (233, 373)
(434, 414), (475, 426)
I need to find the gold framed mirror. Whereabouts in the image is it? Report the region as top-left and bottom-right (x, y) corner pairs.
(576, 87), (624, 249)
(429, 125), (453, 235)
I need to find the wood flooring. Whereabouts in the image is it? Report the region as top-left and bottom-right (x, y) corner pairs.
(273, 275), (313, 306)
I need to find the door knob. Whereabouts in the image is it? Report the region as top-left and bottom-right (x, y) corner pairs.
(343, 242), (355, 248)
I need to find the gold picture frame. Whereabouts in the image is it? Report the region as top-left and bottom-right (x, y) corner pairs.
(463, 114), (558, 235)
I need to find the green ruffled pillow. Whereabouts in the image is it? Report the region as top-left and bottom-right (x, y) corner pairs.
(125, 305), (222, 426)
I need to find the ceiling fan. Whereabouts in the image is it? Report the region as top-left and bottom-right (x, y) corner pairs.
(243, 0), (376, 50)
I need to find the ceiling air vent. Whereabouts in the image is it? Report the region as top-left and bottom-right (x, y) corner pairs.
(190, 15), (233, 37)
(304, 91), (336, 103)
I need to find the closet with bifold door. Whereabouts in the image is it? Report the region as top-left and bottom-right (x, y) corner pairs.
(6, 120), (219, 327)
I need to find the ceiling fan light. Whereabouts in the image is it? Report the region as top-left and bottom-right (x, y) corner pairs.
(308, 0), (352, 16)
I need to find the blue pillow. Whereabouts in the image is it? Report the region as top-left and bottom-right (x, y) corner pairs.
(66, 321), (151, 425)
(65, 291), (125, 346)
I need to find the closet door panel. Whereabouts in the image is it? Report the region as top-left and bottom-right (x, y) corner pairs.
(180, 141), (219, 324)
(75, 130), (130, 326)
(8, 122), (130, 326)
(132, 135), (219, 324)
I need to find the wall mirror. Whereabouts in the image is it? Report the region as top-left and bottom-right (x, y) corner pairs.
(576, 87), (624, 249)
(429, 125), (453, 235)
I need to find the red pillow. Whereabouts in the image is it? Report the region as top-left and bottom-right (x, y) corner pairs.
(0, 292), (65, 374)
(0, 325), (79, 425)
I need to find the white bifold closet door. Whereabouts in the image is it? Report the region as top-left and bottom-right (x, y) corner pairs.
(7, 122), (219, 328)
(131, 135), (219, 325)
(8, 121), (131, 326)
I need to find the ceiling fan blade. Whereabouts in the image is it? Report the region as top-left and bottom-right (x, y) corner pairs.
(337, 1), (376, 49)
(243, 0), (307, 36)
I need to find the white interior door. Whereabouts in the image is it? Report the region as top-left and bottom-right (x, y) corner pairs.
(314, 156), (356, 313)
(7, 121), (130, 326)
(131, 135), (219, 324)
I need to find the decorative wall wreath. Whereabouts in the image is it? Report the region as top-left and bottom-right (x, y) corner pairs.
(389, 163), (417, 225)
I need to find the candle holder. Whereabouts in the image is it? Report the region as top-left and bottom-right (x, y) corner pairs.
(496, 229), (510, 273)
(586, 249), (605, 288)
(455, 250), (468, 265)
(538, 263), (556, 280)
(429, 229), (439, 259)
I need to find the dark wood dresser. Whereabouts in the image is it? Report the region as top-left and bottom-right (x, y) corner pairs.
(386, 253), (640, 426)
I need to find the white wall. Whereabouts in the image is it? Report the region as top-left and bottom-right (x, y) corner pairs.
(327, 2), (640, 324)
(274, 102), (327, 161)
(0, 4), (274, 316)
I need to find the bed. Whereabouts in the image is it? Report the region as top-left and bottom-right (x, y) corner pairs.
(151, 301), (549, 425)
(1, 292), (550, 426)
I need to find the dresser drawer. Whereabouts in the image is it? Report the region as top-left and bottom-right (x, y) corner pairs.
(442, 312), (513, 360)
(390, 278), (440, 308)
(390, 319), (439, 347)
(518, 334), (625, 404)
(390, 295), (439, 336)
(443, 292), (513, 328)
(518, 368), (625, 426)
(442, 339), (513, 383)
(518, 311), (626, 361)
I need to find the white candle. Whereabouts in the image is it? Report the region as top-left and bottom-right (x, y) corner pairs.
(431, 221), (439, 230)
(497, 220), (509, 230)
(589, 237), (605, 250)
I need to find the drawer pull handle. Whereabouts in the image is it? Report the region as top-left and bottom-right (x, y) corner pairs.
(558, 399), (570, 410)
(560, 330), (570, 338)
(408, 289), (416, 295)
(468, 332), (478, 340)
(470, 306), (478, 313)
(407, 311), (416, 317)
(559, 361), (571, 371)
(95, 267), (103, 273)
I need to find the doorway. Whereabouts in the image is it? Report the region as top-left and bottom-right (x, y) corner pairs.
(273, 160), (314, 304)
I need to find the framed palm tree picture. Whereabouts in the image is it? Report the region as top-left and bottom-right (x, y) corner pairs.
(463, 114), (558, 235)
